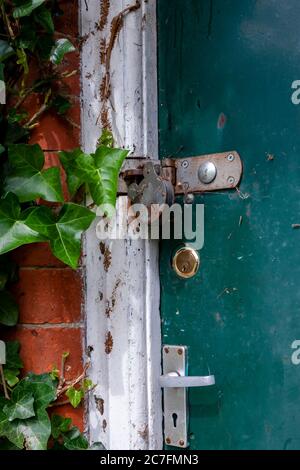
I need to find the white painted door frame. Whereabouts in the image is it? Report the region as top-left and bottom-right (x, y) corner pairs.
(80, 0), (163, 450)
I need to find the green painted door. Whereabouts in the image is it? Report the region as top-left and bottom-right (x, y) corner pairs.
(158, 0), (300, 450)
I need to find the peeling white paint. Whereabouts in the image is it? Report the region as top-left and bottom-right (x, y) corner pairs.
(80, 0), (162, 450)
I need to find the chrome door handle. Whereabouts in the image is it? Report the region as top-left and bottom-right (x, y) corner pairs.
(159, 371), (215, 388)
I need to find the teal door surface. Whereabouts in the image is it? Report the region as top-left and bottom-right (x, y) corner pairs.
(158, 0), (300, 450)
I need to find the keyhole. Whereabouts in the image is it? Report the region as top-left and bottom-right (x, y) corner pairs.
(172, 413), (178, 428)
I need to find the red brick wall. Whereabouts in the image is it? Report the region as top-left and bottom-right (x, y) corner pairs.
(4, 0), (84, 430)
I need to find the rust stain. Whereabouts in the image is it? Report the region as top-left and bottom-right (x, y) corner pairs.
(100, 0), (110, 31)
(100, 242), (112, 272)
(105, 331), (113, 354)
(95, 396), (105, 415)
(217, 112), (227, 129)
(102, 419), (107, 432)
(138, 424), (149, 443)
(105, 279), (121, 317)
(98, 0), (141, 129)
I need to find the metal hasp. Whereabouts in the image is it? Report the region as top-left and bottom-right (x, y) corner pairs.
(119, 151), (243, 206)
(160, 346), (215, 449)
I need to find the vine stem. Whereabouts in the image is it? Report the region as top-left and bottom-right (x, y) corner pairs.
(0, 365), (10, 400)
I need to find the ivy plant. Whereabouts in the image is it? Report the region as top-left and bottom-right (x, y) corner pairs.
(0, 0), (128, 450)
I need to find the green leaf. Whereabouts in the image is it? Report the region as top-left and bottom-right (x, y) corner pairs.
(16, 49), (29, 75)
(21, 373), (57, 410)
(3, 388), (35, 422)
(26, 203), (96, 268)
(4, 341), (23, 370)
(52, 95), (71, 115)
(5, 144), (64, 203)
(60, 146), (128, 206)
(89, 442), (106, 450)
(98, 129), (114, 148)
(0, 193), (46, 255)
(0, 290), (18, 326)
(50, 39), (75, 65)
(13, 0), (46, 18)
(63, 426), (88, 450)
(0, 40), (14, 63)
(59, 149), (85, 196)
(17, 408), (51, 450)
(66, 387), (84, 408)
(51, 415), (72, 439)
(0, 438), (21, 450)
(82, 378), (93, 391)
(49, 366), (59, 381)
(3, 369), (20, 388)
(0, 145), (5, 156)
(34, 5), (54, 33)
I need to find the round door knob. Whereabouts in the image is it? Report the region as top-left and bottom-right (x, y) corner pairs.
(172, 246), (200, 279)
(198, 161), (217, 184)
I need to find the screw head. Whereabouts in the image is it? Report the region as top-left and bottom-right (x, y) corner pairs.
(177, 348), (183, 355)
(227, 153), (235, 162)
(181, 160), (189, 169)
(184, 193), (195, 205)
(227, 176), (235, 185)
(166, 437), (171, 445)
(198, 161), (217, 184)
(179, 440), (185, 447)
(164, 347), (169, 354)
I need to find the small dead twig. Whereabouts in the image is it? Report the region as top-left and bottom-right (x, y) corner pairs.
(56, 362), (90, 399)
(0, 365), (10, 400)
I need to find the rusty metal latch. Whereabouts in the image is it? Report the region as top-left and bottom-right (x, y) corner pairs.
(118, 151), (243, 207)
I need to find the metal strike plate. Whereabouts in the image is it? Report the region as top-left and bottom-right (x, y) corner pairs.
(162, 345), (188, 448)
(175, 151), (242, 194)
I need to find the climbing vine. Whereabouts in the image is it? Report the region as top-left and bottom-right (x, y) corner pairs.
(0, 0), (128, 450)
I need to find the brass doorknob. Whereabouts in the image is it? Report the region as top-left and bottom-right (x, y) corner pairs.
(172, 246), (200, 279)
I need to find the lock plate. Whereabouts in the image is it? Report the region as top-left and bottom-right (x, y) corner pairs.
(175, 151), (242, 194)
(162, 345), (188, 448)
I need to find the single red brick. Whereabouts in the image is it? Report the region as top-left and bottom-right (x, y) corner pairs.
(2, 327), (83, 380)
(11, 268), (83, 324)
(11, 243), (65, 268)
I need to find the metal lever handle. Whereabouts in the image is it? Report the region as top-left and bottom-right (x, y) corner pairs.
(159, 371), (215, 388)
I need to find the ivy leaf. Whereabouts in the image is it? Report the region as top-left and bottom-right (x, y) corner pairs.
(52, 95), (71, 115)
(3, 369), (20, 388)
(21, 373), (57, 410)
(0, 438), (21, 450)
(13, 0), (46, 18)
(66, 387), (84, 408)
(0, 40), (14, 62)
(0, 290), (18, 326)
(18, 409), (51, 450)
(59, 148), (86, 196)
(51, 415), (72, 439)
(63, 426), (89, 450)
(5, 144), (64, 203)
(0, 193), (46, 255)
(26, 204), (96, 268)
(60, 146), (128, 206)
(3, 388), (35, 422)
(4, 341), (23, 370)
(34, 5), (54, 33)
(50, 39), (75, 65)
(98, 129), (114, 148)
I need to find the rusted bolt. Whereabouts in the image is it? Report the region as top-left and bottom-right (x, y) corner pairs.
(164, 347), (169, 354)
(181, 160), (189, 169)
(227, 176), (235, 185)
(177, 348), (183, 355)
(179, 440), (185, 447)
(166, 437), (171, 445)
